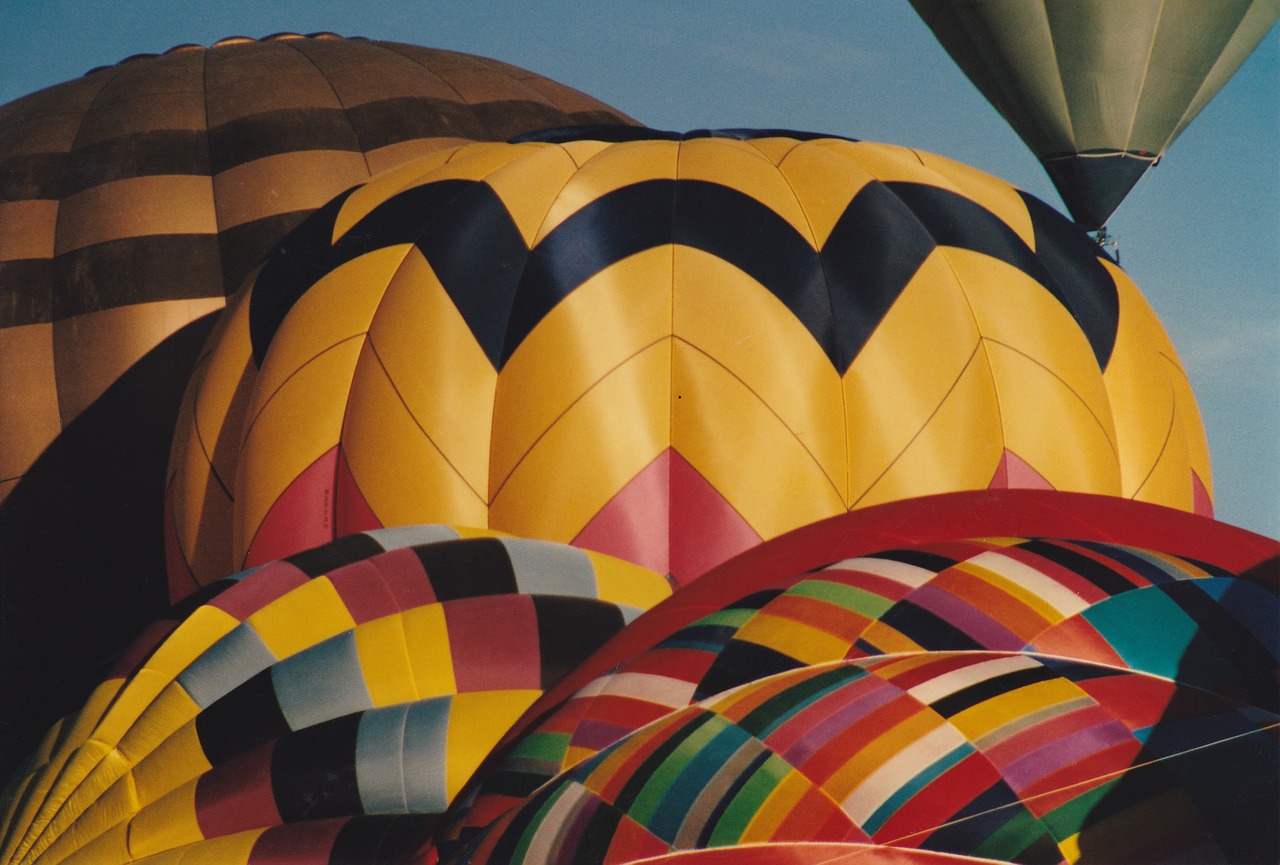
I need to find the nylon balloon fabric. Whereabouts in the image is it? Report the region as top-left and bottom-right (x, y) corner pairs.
(446, 654), (1277, 865)
(166, 131), (1212, 596)
(907, 0), (1279, 228)
(0, 528), (670, 865)
(0, 33), (637, 779)
(446, 528), (1279, 849)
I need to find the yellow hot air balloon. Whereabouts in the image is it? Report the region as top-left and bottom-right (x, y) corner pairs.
(166, 129), (1211, 596)
(908, 0), (1280, 228)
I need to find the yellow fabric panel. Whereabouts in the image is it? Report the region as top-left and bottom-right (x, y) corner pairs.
(842, 250), (986, 503)
(948, 678), (1086, 741)
(248, 245), (412, 409)
(344, 247), (494, 527)
(56, 820), (129, 865)
(952, 561), (1064, 625)
(1103, 262), (1210, 507)
(131, 722), (212, 809)
(819, 140), (934, 185)
(489, 340), (671, 544)
(583, 550), (673, 611)
(0, 198), (56, 258)
(822, 708), (942, 802)
(983, 340), (1122, 496)
(212, 150), (369, 230)
(492, 245), (675, 488)
(92, 667), (190, 753)
(742, 136), (806, 166)
(247, 577), (356, 659)
(675, 137), (816, 239)
(364, 137), (474, 177)
(32, 749), (138, 865)
(444, 690), (541, 801)
(402, 604), (460, 699)
(138, 606), (241, 683)
(672, 338), (846, 540)
(355, 614), (421, 707)
(15, 742), (116, 863)
(947, 248), (1118, 450)
(532, 140), (679, 242)
(126, 780), (203, 861)
(482, 143), (584, 246)
(912, 150), (1036, 249)
(559, 139), (615, 168)
(0, 323), (58, 504)
(233, 337), (363, 558)
(673, 247), (845, 481)
(136, 829), (264, 865)
(858, 621), (927, 655)
(115, 681), (201, 764)
(55, 175), (217, 253)
(734, 613), (851, 666)
(852, 347), (1004, 509)
(771, 140), (876, 247)
(334, 146), (470, 239)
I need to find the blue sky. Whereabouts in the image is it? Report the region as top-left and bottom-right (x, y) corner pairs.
(2, 1), (1276, 536)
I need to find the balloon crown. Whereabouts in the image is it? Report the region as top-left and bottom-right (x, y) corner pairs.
(85, 32), (353, 75)
(511, 124), (860, 144)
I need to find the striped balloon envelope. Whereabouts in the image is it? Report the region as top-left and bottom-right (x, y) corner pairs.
(446, 521), (1278, 840)
(0, 528), (670, 865)
(447, 653), (1277, 865)
(166, 129), (1211, 595)
(0, 33), (637, 779)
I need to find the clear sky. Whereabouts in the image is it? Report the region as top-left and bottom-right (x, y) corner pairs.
(2, 1), (1276, 536)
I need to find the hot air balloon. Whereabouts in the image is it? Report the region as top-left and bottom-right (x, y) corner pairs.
(446, 492), (1278, 844)
(0, 33), (637, 778)
(0, 529), (670, 865)
(166, 129), (1212, 599)
(450, 654), (1277, 864)
(908, 0), (1280, 229)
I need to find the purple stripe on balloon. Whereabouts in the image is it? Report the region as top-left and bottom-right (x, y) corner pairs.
(778, 678), (901, 766)
(907, 584), (1026, 649)
(999, 717), (1135, 790)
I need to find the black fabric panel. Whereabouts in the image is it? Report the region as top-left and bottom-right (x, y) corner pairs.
(1019, 191), (1119, 369)
(328, 814), (439, 864)
(736, 664), (863, 738)
(53, 234), (223, 318)
(929, 664), (1060, 718)
(1017, 539), (1134, 597)
(864, 548), (956, 573)
(208, 108), (363, 174)
(217, 209), (313, 295)
(284, 532), (387, 578)
(532, 595), (625, 689)
(248, 188), (356, 365)
(479, 782), (559, 865)
(822, 180), (937, 371)
(197, 670), (291, 765)
(572, 800), (626, 864)
(65, 129), (210, 193)
(346, 95), (495, 147)
(0, 258), (54, 326)
(412, 537), (518, 601)
(694, 639), (804, 702)
(0, 151), (70, 200)
(271, 712), (364, 822)
(876, 601), (987, 651)
(506, 179), (676, 364)
(408, 181), (530, 367)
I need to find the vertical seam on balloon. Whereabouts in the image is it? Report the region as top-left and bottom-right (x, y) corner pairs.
(773, 138), (851, 508)
(287, 38), (373, 179)
(1124, 0), (1167, 154)
(357, 334), (488, 507)
(1040, 2), (1076, 149)
(670, 139), (682, 574)
(1128, 367), (1180, 505)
